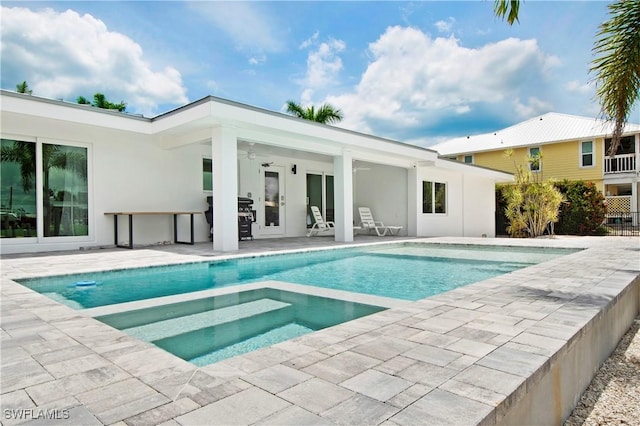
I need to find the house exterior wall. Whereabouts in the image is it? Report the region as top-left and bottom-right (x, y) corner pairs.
(1, 91), (512, 253)
(460, 139), (605, 192)
(354, 163), (408, 234)
(1, 118), (212, 253)
(414, 167), (497, 238)
(463, 175), (497, 237)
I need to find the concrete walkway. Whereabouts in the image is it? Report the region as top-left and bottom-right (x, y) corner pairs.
(1, 236), (639, 425)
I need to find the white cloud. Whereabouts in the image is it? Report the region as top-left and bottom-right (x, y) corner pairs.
(299, 32), (319, 50)
(434, 17), (455, 33)
(297, 34), (346, 104)
(189, 2), (284, 53)
(565, 80), (592, 94)
(205, 80), (219, 93)
(322, 26), (558, 136)
(306, 38), (345, 88)
(249, 55), (266, 65)
(513, 96), (554, 117)
(1, 6), (188, 115)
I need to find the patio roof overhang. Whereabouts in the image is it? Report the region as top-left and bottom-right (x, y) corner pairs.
(1, 89), (513, 181)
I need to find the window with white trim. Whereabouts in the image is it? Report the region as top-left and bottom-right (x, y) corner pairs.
(529, 147), (541, 172)
(580, 141), (594, 167)
(463, 155), (473, 164)
(422, 181), (447, 214)
(203, 158), (212, 191)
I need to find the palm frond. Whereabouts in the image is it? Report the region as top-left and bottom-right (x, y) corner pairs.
(590, 0), (640, 156)
(315, 104), (344, 124)
(285, 100), (344, 124)
(494, 0), (520, 25)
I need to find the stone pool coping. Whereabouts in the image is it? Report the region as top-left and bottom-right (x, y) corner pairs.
(1, 236), (639, 425)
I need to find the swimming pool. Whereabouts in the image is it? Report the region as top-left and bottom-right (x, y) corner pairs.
(19, 243), (577, 309)
(96, 288), (386, 365)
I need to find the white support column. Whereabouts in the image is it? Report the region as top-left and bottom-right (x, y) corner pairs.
(407, 164), (418, 237)
(211, 126), (239, 251)
(633, 134), (639, 225)
(334, 150), (354, 242)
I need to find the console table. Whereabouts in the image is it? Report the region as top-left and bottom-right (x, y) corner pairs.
(104, 211), (202, 249)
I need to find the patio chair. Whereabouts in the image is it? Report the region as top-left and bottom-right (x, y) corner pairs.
(307, 206), (335, 237)
(358, 207), (403, 236)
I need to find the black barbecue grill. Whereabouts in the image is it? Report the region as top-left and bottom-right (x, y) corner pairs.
(237, 197), (255, 240)
(205, 196), (255, 241)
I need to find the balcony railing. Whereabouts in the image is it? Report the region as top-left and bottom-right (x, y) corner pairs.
(604, 153), (636, 174)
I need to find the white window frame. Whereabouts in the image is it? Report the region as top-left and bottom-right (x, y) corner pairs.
(422, 180), (447, 215)
(579, 140), (594, 168)
(529, 147), (541, 172)
(463, 154), (474, 164)
(38, 137), (93, 243)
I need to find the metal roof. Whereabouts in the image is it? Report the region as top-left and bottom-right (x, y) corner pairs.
(431, 112), (640, 155)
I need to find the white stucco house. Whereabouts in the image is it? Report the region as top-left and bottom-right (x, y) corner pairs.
(0, 90), (512, 254)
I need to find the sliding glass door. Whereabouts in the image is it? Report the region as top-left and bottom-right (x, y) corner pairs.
(0, 139), (89, 240)
(306, 172), (334, 227)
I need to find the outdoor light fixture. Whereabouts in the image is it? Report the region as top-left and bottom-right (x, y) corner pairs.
(247, 142), (256, 160)
(291, 164), (297, 174)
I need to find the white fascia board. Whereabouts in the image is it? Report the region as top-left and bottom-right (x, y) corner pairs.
(1, 91), (151, 134)
(236, 127), (343, 156)
(150, 101), (215, 133)
(152, 97), (438, 167)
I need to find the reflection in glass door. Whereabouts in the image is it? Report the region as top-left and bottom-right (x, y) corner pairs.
(263, 166), (285, 234)
(306, 173), (334, 227)
(306, 174), (322, 227)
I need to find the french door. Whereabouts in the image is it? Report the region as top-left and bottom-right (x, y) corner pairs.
(262, 165), (285, 235)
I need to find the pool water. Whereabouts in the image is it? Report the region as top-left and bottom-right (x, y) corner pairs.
(96, 288), (385, 365)
(20, 243), (577, 309)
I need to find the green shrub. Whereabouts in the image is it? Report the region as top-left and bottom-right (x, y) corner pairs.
(553, 180), (607, 235)
(501, 163), (564, 238)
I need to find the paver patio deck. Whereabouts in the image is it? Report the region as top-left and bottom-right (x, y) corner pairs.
(1, 236), (639, 425)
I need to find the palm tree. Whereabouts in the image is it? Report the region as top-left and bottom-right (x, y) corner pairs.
(494, 0), (640, 157)
(16, 81), (33, 94)
(77, 93), (127, 112)
(494, 0), (520, 25)
(0, 141), (36, 194)
(285, 100), (344, 124)
(591, 0), (640, 156)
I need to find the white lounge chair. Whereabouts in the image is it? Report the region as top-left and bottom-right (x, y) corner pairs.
(307, 206), (335, 237)
(358, 207), (403, 236)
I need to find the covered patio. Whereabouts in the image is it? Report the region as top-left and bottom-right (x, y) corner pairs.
(1, 90), (511, 255)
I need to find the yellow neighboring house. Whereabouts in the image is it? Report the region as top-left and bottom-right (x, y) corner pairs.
(431, 112), (640, 216)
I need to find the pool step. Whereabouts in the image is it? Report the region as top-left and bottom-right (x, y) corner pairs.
(190, 322), (313, 366)
(123, 298), (291, 342)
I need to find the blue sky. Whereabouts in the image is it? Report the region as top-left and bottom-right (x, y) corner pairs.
(2, 1), (638, 147)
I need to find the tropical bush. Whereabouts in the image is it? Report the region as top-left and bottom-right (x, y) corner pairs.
(501, 169), (564, 237)
(554, 180), (607, 235)
(499, 149), (564, 238)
